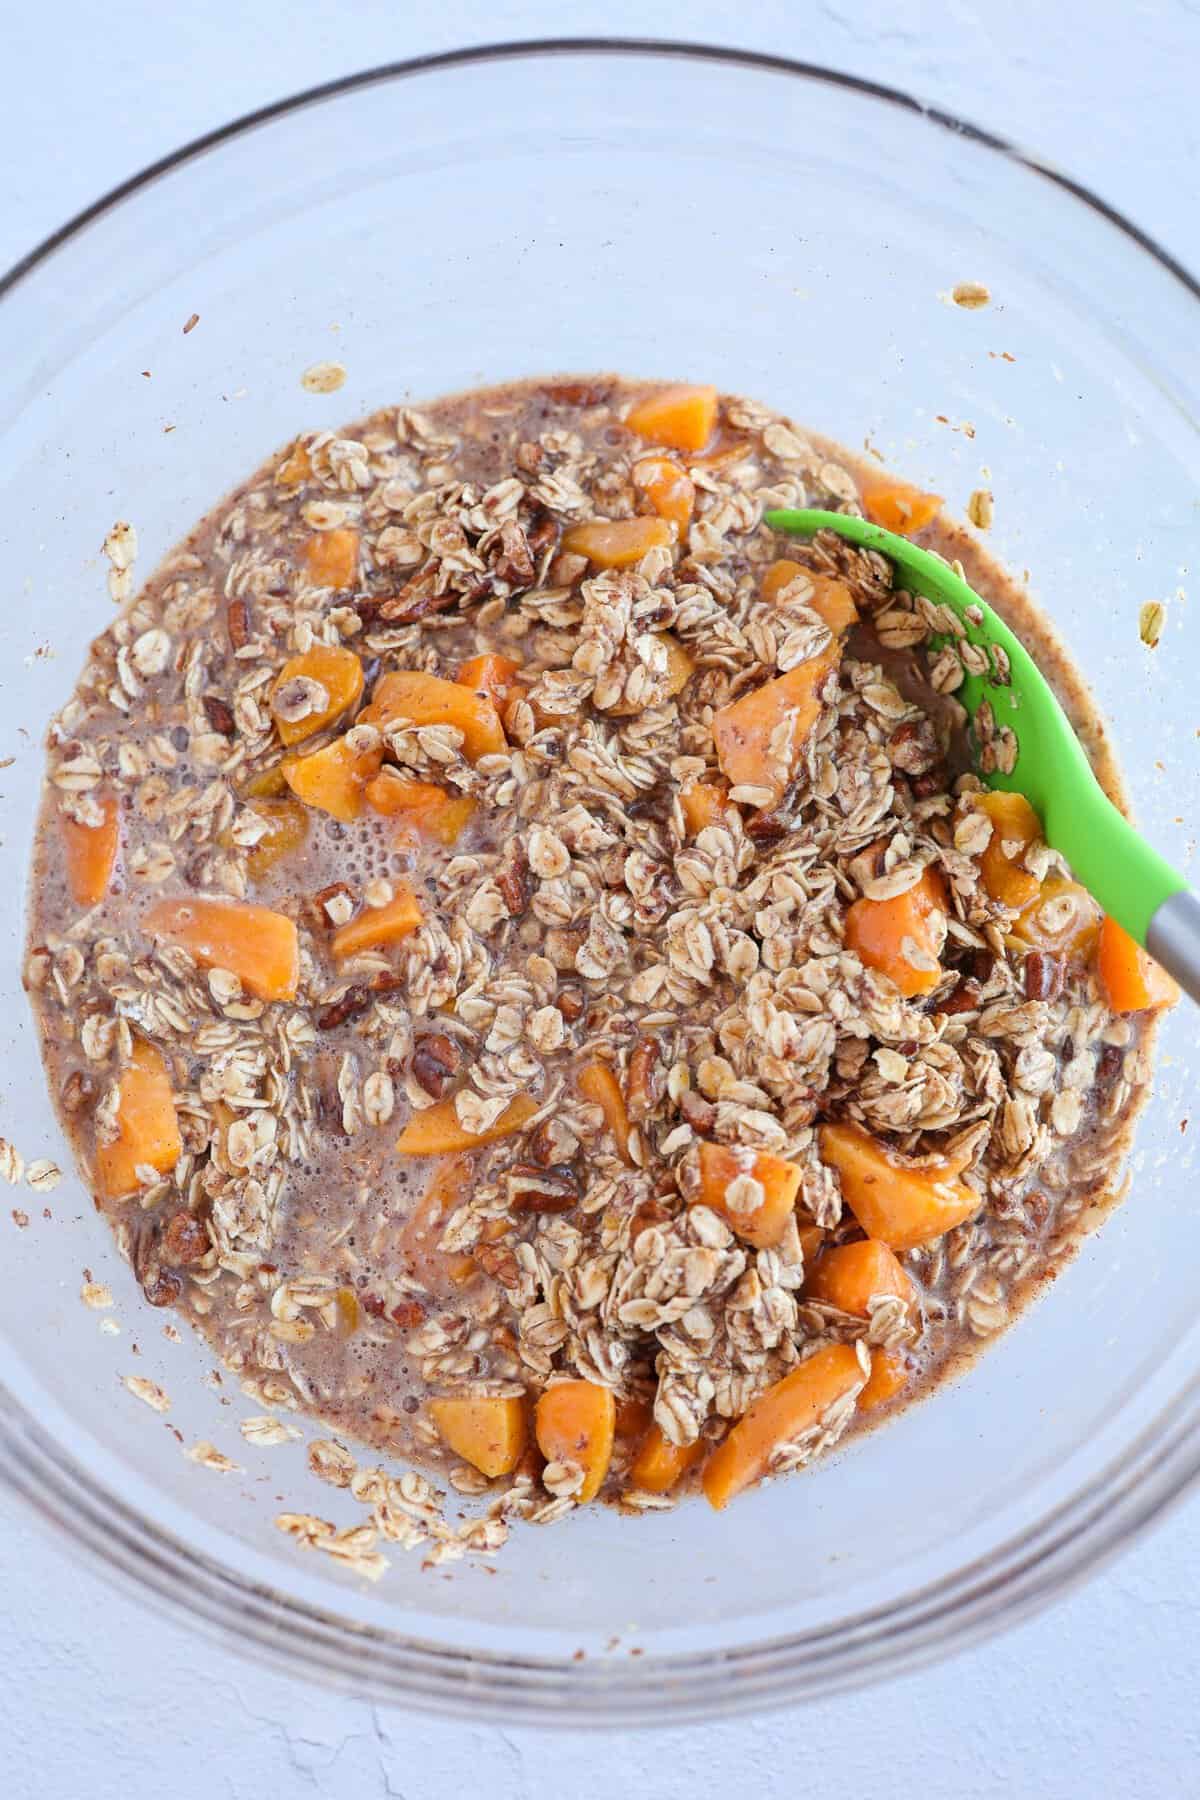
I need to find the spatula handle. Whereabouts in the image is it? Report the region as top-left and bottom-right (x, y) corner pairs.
(1147, 891), (1200, 1007)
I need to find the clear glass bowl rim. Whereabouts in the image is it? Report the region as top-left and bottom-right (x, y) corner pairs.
(3, 36), (1200, 1723)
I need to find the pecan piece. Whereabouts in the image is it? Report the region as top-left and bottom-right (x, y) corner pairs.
(678, 1088), (716, 1135)
(390, 1297), (427, 1330)
(506, 1163), (580, 1215)
(376, 567), (459, 625)
(142, 1269), (183, 1307)
(60, 1069), (95, 1114)
(1098, 1044), (1124, 1083)
(226, 598), (250, 651)
(311, 881), (355, 928)
(316, 985), (373, 1031)
(162, 1209), (209, 1266)
(625, 1038), (665, 1123)
(475, 1241), (523, 1289)
(203, 694), (236, 737)
(543, 380), (611, 407)
(525, 508), (559, 560)
(496, 841), (532, 917)
(411, 1033), (461, 1099)
(745, 806), (789, 844)
(1023, 950), (1064, 1002)
(555, 986), (585, 1023)
(938, 977), (982, 1016)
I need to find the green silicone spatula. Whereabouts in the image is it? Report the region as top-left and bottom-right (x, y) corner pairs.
(765, 507), (1200, 1005)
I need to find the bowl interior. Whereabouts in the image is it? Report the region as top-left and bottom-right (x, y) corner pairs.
(2, 45), (1199, 1716)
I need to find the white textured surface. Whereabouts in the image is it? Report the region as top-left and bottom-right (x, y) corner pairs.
(4, 2), (1200, 1790)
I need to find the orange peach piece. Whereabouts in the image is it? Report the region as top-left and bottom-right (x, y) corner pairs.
(396, 1093), (539, 1156)
(270, 644), (364, 747)
(364, 774), (476, 846)
(560, 517), (674, 570)
(694, 1141), (803, 1250)
(628, 1422), (704, 1495)
(632, 455), (695, 540)
(59, 793), (120, 908)
(282, 735), (382, 823)
(702, 1344), (864, 1510)
(614, 1394), (654, 1442)
(144, 896), (299, 1001)
(330, 886), (423, 960)
(96, 1040), (183, 1200)
(535, 1380), (617, 1503)
(1097, 915), (1179, 1013)
(859, 476), (942, 537)
(302, 527), (359, 589)
(242, 796), (309, 881)
(276, 441), (312, 488)
(661, 634), (695, 699)
(844, 866), (948, 999)
(577, 1062), (632, 1164)
(858, 1348), (912, 1414)
(1015, 877), (1101, 959)
(712, 651), (838, 798)
(456, 652), (522, 711)
(361, 670), (506, 763)
(626, 384), (719, 452)
(428, 1395), (527, 1479)
(805, 1238), (915, 1317)
(818, 1122), (979, 1252)
(680, 781), (731, 836)
(760, 561), (859, 634)
(976, 790), (1043, 910)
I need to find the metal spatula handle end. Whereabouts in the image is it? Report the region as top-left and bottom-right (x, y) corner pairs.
(1147, 890), (1200, 1008)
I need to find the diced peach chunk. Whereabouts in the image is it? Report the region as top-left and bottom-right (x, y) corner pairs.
(577, 1062), (632, 1164)
(535, 1379), (616, 1503)
(365, 773), (476, 846)
(976, 790), (1043, 910)
(561, 517), (674, 569)
(614, 1394), (654, 1442)
(858, 1348), (912, 1414)
(59, 793), (120, 908)
(276, 440), (312, 488)
(270, 644), (364, 746)
(145, 896), (299, 1001)
(243, 797), (309, 881)
(302, 527), (359, 589)
(282, 735), (382, 822)
(361, 671), (506, 763)
(96, 1039), (183, 1200)
(761, 561), (859, 634)
(661, 634), (695, 699)
(702, 1344), (864, 1510)
(626, 384), (719, 453)
(628, 1422), (704, 1495)
(396, 1093), (539, 1156)
(859, 476), (942, 537)
(1097, 915), (1179, 1013)
(1015, 877), (1101, 959)
(331, 886), (423, 960)
(818, 1122), (979, 1252)
(632, 455), (695, 540)
(805, 1238), (915, 1316)
(456, 652), (522, 711)
(844, 866), (948, 999)
(429, 1395), (526, 1479)
(712, 651), (838, 799)
(680, 781), (731, 836)
(694, 1141), (802, 1249)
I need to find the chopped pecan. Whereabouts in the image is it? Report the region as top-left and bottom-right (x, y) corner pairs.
(507, 1163), (580, 1215)
(496, 841), (532, 917)
(1023, 950), (1064, 1002)
(515, 440), (544, 475)
(526, 1117), (579, 1167)
(679, 1088), (716, 1135)
(142, 1269), (183, 1307)
(317, 986), (373, 1031)
(1098, 1044), (1124, 1083)
(411, 1033), (461, 1099)
(226, 597), (250, 651)
(203, 694), (236, 737)
(888, 719), (939, 776)
(360, 1293), (388, 1319)
(311, 881), (355, 928)
(746, 806), (789, 844)
(625, 1038), (665, 1123)
(543, 380), (611, 407)
(555, 986), (585, 1023)
(548, 550), (589, 586)
(390, 1297), (427, 1330)
(376, 567), (459, 625)
(162, 1209), (209, 1265)
(631, 1196), (674, 1239)
(911, 764), (950, 800)
(525, 508), (559, 561)
(475, 1241), (523, 1289)
(938, 977), (982, 1016)
(492, 518), (535, 587)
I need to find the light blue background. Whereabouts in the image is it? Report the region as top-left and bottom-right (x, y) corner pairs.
(4, 4), (1199, 1793)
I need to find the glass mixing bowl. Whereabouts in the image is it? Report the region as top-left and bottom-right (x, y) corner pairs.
(2, 41), (1198, 1723)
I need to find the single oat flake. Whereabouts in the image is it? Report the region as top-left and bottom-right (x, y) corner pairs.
(1139, 600), (1166, 648)
(952, 281), (991, 309)
(966, 488), (995, 531)
(123, 1375), (170, 1414)
(301, 361), (347, 395)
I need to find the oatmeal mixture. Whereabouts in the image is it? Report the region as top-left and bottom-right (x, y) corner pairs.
(24, 377), (1172, 1518)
